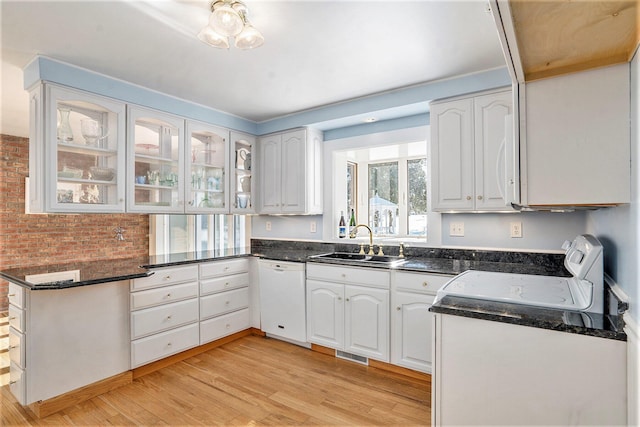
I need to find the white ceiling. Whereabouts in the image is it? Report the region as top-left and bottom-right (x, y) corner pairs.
(1, 0), (506, 137)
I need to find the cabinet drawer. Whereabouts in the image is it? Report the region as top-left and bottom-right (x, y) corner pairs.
(200, 273), (249, 296)
(395, 272), (453, 295)
(8, 304), (25, 333)
(131, 265), (198, 291)
(8, 282), (26, 309)
(200, 308), (250, 344)
(9, 327), (25, 369)
(307, 263), (390, 288)
(199, 258), (249, 279)
(200, 287), (249, 320)
(131, 281), (199, 310)
(9, 362), (26, 405)
(131, 298), (199, 339)
(131, 323), (199, 368)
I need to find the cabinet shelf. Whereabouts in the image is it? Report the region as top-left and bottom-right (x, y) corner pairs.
(134, 154), (175, 164)
(57, 142), (117, 156)
(134, 183), (177, 190)
(57, 177), (116, 185)
(191, 188), (223, 193)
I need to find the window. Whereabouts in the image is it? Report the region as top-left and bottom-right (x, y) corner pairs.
(151, 214), (248, 255)
(336, 140), (428, 239)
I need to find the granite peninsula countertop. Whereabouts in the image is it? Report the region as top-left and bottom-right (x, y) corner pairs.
(1, 247), (252, 290)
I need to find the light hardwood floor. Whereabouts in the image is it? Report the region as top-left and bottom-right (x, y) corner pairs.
(1, 335), (431, 426)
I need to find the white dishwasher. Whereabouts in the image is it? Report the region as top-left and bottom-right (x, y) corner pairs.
(258, 260), (307, 343)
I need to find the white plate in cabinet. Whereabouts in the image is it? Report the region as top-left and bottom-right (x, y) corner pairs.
(200, 273), (249, 296)
(394, 272), (452, 295)
(131, 265), (199, 291)
(8, 304), (25, 332)
(306, 264), (390, 289)
(9, 328), (25, 368)
(200, 287), (249, 320)
(131, 323), (199, 368)
(9, 362), (26, 405)
(131, 298), (199, 339)
(199, 258), (249, 279)
(130, 281), (198, 310)
(8, 282), (25, 309)
(200, 308), (250, 344)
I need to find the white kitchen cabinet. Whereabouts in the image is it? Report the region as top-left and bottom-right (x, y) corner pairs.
(230, 131), (256, 213)
(432, 313), (627, 426)
(198, 258), (251, 344)
(28, 83), (126, 213)
(391, 271), (452, 373)
(185, 120), (230, 213)
(127, 106), (185, 213)
(130, 265), (199, 367)
(521, 63), (630, 206)
(7, 281), (130, 405)
(431, 89), (514, 211)
(306, 264), (390, 362)
(257, 128), (323, 214)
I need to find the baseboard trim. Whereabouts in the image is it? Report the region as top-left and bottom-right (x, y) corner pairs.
(28, 371), (133, 419)
(132, 328), (260, 379)
(310, 343), (432, 382)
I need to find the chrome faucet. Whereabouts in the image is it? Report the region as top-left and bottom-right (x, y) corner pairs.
(350, 224), (375, 255)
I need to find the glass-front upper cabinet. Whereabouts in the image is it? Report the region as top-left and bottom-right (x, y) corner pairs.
(185, 121), (229, 213)
(32, 84), (126, 213)
(127, 106), (184, 213)
(230, 131), (255, 213)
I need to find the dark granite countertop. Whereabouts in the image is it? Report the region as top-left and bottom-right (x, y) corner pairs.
(0, 257), (152, 290)
(1, 247), (252, 290)
(430, 294), (626, 341)
(142, 247), (252, 268)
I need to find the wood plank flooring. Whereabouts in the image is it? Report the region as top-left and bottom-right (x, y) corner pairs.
(1, 335), (431, 426)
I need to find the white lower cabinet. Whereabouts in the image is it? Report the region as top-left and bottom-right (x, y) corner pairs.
(306, 264), (390, 362)
(432, 313), (627, 426)
(131, 323), (199, 368)
(391, 271), (452, 373)
(7, 281), (130, 405)
(130, 265), (199, 368)
(199, 259), (251, 345)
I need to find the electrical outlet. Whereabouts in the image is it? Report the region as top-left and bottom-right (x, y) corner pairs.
(310, 221), (317, 233)
(265, 221), (272, 231)
(449, 222), (464, 237)
(510, 222), (522, 238)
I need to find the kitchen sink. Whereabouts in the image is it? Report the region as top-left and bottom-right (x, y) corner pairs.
(309, 252), (407, 266)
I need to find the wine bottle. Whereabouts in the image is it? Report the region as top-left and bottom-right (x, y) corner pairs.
(338, 211), (346, 238)
(349, 208), (356, 237)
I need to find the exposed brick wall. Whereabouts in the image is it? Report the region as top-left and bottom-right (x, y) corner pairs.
(0, 134), (149, 311)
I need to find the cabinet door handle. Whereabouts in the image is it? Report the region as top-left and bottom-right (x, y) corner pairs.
(164, 275), (171, 280)
(226, 324), (231, 329)
(422, 281), (428, 287)
(477, 195), (483, 200)
(225, 301), (230, 305)
(397, 306), (401, 311)
(9, 316), (16, 320)
(345, 298), (350, 302)
(338, 296), (342, 301)
(8, 345), (17, 349)
(224, 282), (230, 287)
(167, 342), (172, 347)
(466, 196), (471, 201)
(8, 294), (15, 297)
(166, 315), (172, 320)
(9, 381), (16, 385)
(166, 293), (172, 298)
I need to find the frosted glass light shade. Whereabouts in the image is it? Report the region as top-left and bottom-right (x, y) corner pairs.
(234, 24), (264, 49)
(210, 3), (244, 37)
(197, 27), (230, 49)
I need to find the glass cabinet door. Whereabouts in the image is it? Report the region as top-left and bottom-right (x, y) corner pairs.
(231, 131), (255, 213)
(185, 121), (229, 213)
(47, 85), (125, 212)
(127, 106), (184, 213)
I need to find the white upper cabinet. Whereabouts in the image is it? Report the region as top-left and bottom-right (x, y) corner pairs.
(431, 89), (514, 211)
(185, 121), (230, 213)
(28, 83), (126, 213)
(230, 131), (256, 214)
(521, 64), (630, 207)
(127, 106), (185, 213)
(257, 128), (323, 214)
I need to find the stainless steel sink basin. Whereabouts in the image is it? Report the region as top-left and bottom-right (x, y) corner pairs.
(310, 252), (407, 266)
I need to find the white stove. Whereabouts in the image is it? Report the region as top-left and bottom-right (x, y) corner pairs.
(434, 235), (604, 314)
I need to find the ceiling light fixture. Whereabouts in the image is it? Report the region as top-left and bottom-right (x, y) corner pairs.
(198, 0), (264, 50)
